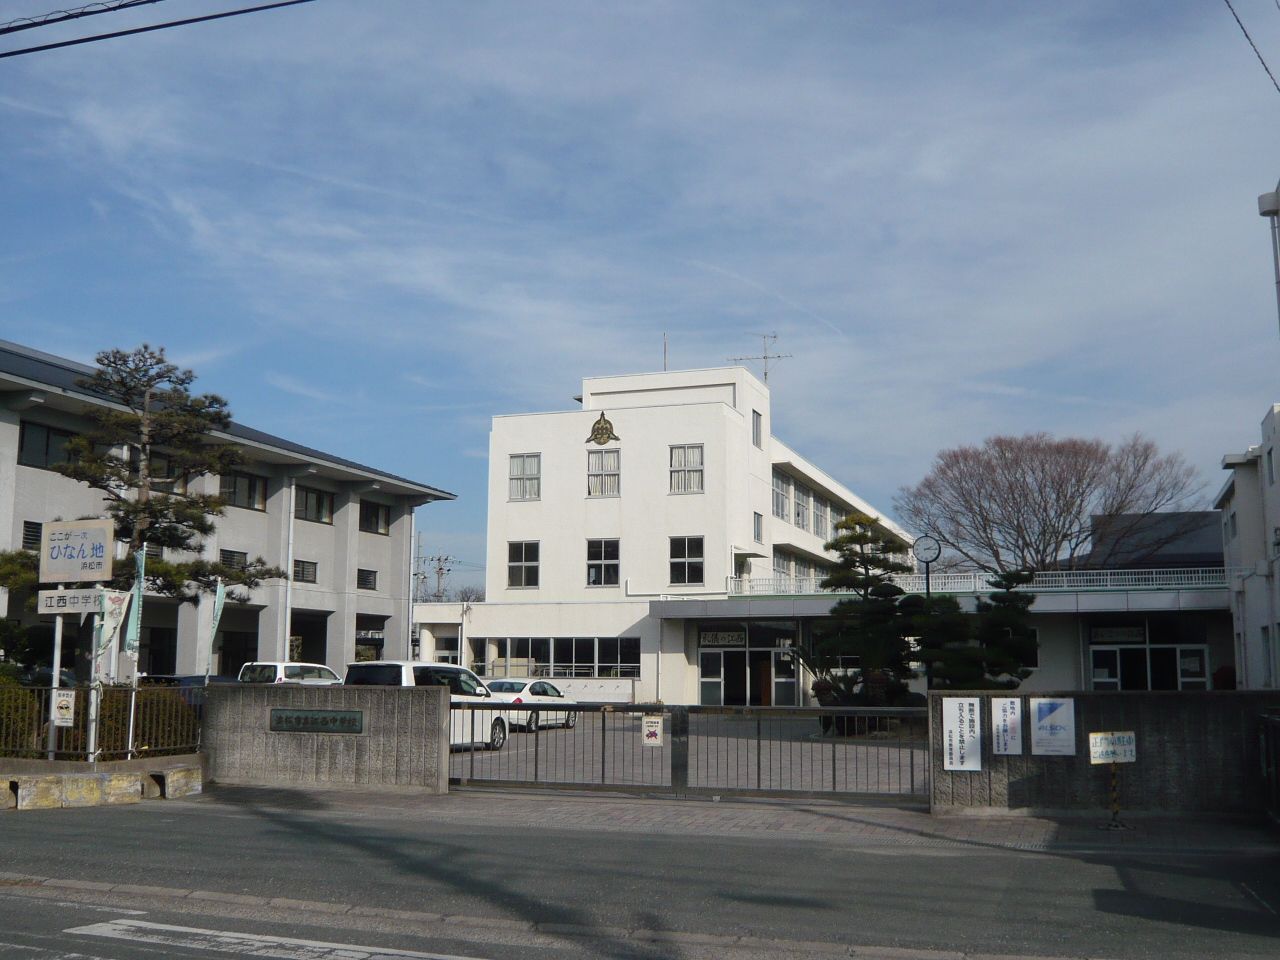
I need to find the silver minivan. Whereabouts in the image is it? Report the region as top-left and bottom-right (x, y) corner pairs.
(343, 660), (510, 750)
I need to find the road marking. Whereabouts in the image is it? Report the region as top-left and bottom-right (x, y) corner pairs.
(0, 894), (145, 915)
(0, 940), (109, 959)
(64, 920), (489, 960)
(1240, 882), (1277, 914)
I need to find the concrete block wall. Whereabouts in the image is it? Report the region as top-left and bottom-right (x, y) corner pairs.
(930, 691), (1280, 815)
(203, 685), (449, 792)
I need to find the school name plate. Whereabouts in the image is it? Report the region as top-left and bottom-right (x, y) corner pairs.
(269, 709), (364, 734)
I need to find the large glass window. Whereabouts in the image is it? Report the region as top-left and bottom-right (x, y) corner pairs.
(813, 497), (829, 540)
(587, 539), (620, 586)
(481, 636), (639, 678)
(18, 421), (76, 469)
(793, 483), (812, 532)
(587, 449), (620, 497)
(509, 454), (541, 500)
(295, 486), (334, 524)
(670, 536), (704, 585)
(772, 470), (790, 521)
(669, 445), (704, 494)
(221, 472), (267, 511)
(507, 541), (539, 588)
(359, 500), (392, 534)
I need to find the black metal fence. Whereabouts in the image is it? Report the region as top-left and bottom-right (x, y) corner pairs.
(0, 686), (203, 761)
(1263, 713), (1280, 822)
(450, 704), (928, 798)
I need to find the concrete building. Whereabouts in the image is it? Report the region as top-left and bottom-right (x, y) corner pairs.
(1216, 404), (1280, 688)
(415, 366), (912, 705)
(0, 339), (452, 679)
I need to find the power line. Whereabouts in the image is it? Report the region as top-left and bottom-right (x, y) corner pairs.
(0, 0), (321, 60)
(0, 1), (169, 38)
(1223, 0), (1280, 96)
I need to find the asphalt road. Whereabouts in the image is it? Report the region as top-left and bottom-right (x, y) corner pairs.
(0, 788), (1278, 960)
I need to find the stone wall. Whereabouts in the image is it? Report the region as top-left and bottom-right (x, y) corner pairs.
(929, 691), (1280, 815)
(203, 686), (449, 792)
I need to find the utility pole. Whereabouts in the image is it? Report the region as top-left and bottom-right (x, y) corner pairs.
(728, 332), (792, 383)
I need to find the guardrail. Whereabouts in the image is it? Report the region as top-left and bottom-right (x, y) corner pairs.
(449, 704), (927, 798)
(728, 566), (1230, 597)
(0, 686), (203, 761)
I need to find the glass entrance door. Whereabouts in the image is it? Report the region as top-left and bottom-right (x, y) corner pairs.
(1091, 646), (1209, 691)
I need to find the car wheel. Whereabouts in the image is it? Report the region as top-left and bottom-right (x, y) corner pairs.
(526, 711), (539, 731)
(488, 718), (507, 751)
(565, 711), (577, 729)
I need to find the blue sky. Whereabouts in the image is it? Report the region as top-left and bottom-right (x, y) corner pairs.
(4, 0), (1280, 589)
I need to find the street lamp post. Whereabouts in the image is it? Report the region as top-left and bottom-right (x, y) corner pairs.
(1258, 183), (1280, 337)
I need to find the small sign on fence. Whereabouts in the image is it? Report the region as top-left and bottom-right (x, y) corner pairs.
(991, 698), (1022, 756)
(641, 715), (663, 746)
(1030, 698), (1076, 756)
(943, 697), (982, 771)
(51, 691), (75, 728)
(1089, 731), (1136, 765)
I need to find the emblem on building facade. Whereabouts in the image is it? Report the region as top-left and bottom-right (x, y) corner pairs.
(586, 412), (620, 445)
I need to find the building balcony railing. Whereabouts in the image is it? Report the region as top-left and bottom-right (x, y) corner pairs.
(726, 566), (1229, 597)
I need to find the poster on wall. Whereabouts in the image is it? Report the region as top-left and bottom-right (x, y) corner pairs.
(991, 698), (1023, 755)
(942, 697), (982, 771)
(1030, 698), (1076, 756)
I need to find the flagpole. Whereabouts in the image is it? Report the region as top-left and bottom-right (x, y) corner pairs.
(206, 577), (225, 686)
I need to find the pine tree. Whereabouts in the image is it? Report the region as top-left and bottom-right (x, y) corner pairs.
(911, 571), (1038, 689)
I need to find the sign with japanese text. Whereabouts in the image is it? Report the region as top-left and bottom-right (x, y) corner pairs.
(38, 519), (113, 583)
(1030, 698), (1076, 756)
(269, 709), (364, 734)
(51, 691), (75, 728)
(37, 589), (102, 615)
(991, 697), (1023, 756)
(1089, 731), (1136, 764)
(641, 716), (663, 746)
(943, 697), (982, 771)
(699, 632), (746, 647)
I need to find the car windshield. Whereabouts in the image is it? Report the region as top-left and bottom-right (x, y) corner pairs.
(239, 665), (276, 683)
(344, 664), (403, 685)
(487, 681), (526, 693)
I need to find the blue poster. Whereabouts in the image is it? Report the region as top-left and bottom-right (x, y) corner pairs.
(1030, 698), (1075, 756)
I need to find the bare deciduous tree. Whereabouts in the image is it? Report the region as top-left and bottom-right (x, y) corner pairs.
(894, 433), (1203, 573)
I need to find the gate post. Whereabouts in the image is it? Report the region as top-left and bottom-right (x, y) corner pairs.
(670, 706), (689, 794)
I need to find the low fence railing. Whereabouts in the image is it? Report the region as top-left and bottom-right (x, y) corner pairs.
(449, 704), (928, 798)
(1263, 714), (1280, 822)
(0, 686), (204, 762)
(728, 566), (1230, 597)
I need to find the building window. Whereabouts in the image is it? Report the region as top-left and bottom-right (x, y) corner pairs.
(359, 500), (392, 535)
(145, 542), (163, 560)
(221, 472), (267, 511)
(1270, 449), (1275, 486)
(295, 486), (334, 524)
(813, 497), (829, 540)
(669, 444), (704, 494)
(793, 483), (812, 532)
(433, 636), (460, 665)
(507, 541), (539, 588)
(752, 410), (763, 448)
(18, 421), (76, 469)
(293, 560), (318, 583)
(356, 569), (378, 591)
(587, 539), (620, 586)
(483, 636), (640, 679)
(220, 550), (248, 571)
(21, 521), (41, 552)
(509, 454), (541, 500)
(587, 449), (620, 497)
(753, 512), (763, 544)
(772, 470), (790, 521)
(773, 548), (792, 578)
(670, 536), (704, 585)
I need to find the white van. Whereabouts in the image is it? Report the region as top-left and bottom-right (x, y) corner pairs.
(343, 660), (510, 751)
(238, 662), (343, 685)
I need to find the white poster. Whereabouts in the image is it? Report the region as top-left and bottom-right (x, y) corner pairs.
(1030, 698), (1076, 756)
(991, 698), (1023, 756)
(51, 691), (75, 728)
(942, 697), (982, 771)
(1088, 731), (1136, 765)
(38, 519), (114, 583)
(641, 716), (663, 747)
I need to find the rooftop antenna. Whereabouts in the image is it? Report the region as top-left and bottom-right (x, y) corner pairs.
(728, 332), (791, 383)
(663, 332), (668, 371)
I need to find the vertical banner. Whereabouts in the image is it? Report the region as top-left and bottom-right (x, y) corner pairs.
(942, 697), (982, 771)
(123, 550), (145, 662)
(1030, 698), (1076, 756)
(991, 697), (1023, 756)
(97, 589), (132, 671)
(206, 579), (227, 683)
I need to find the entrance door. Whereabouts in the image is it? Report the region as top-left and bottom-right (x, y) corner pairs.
(722, 650), (748, 706)
(749, 650), (773, 706)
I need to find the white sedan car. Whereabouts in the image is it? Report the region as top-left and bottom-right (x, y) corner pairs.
(486, 679), (578, 731)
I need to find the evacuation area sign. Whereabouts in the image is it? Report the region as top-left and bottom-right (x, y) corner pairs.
(1089, 731), (1136, 765)
(39, 519), (113, 583)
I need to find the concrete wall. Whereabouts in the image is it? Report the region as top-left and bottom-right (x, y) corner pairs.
(929, 690), (1280, 815)
(203, 685), (449, 792)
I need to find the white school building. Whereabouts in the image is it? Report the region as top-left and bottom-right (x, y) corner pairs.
(414, 366), (912, 705)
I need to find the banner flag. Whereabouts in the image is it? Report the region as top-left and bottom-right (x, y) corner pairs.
(123, 549), (145, 662)
(97, 589), (132, 671)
